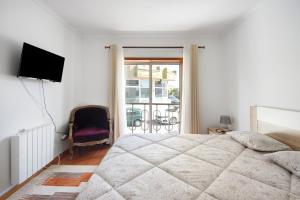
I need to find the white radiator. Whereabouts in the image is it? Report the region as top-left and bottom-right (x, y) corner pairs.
(11, 124), (55, 185)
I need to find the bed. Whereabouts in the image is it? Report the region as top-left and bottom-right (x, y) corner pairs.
(77, 106), (300, 200)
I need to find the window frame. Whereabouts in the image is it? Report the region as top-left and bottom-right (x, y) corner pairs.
(124, 58), (182, 133)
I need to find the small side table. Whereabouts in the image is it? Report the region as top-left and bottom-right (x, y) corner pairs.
(208, 128), (232, 135)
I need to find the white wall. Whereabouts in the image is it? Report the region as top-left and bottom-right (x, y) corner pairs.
(0, 0), (82, 194)
(4, 0), (299, 195)
(222, 0), (300, 130)
(75, 34), (228, 133)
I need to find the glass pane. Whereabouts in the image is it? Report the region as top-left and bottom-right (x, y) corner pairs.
(155, 88), (162, 97)
(155, 80), (163, 87)
(125, 104), (150, 134)
(152, 104), (180, 134)
(125, 88), (139, 103)
(152, 64), (180, 104)
(126, 80), (139, 86)
(140, 80), (149, 87)
(141, 88), (149, 98)
(125, 64), (150, 103)
(125, 64), (150, 134)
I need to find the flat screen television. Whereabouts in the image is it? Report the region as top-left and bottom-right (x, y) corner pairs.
(18, 43), (65, 82)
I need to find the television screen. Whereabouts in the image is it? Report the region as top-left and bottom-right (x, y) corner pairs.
(18, 43), (65, 82)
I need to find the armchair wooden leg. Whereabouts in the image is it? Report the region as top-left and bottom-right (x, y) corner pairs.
(69, 140), (74, 158)
(69, 146), (73, 155)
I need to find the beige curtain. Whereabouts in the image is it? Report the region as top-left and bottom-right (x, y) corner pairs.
(109, 45), (126, 142)
(180, 44), (201, 134)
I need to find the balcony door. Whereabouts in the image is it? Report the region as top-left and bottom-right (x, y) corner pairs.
(125, 58), (182, 134)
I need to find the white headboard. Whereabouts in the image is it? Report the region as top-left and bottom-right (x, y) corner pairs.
(250, 106), (300, 150)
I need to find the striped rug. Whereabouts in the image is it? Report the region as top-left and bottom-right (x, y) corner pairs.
(8, 165), (97, 200)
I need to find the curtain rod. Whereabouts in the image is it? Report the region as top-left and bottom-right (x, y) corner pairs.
(104, 46), (205, 49)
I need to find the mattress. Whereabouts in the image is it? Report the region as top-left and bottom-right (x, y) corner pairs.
(77, 133), (300, 200)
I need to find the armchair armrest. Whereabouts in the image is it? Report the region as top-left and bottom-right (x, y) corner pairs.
(68, 123), (74, 140)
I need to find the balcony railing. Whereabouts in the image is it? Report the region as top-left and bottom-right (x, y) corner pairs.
(126, 102), (180, 134)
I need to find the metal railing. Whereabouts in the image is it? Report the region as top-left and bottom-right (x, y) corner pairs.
(126, 102), (180, 134)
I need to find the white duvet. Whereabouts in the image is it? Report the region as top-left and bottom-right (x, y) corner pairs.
(77, 133), (300, 200)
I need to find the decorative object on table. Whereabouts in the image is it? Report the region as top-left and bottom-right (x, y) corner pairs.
(220, 115), (231, 129)
(68, 105), (112, 155)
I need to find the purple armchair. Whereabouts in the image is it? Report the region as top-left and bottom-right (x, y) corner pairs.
(68, 105), (111, 154)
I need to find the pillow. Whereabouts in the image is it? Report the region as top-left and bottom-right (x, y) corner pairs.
(265, 151), (300, 177)
(228, 131), (291, 152)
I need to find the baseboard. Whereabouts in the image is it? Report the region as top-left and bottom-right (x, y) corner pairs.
(0, 185), (14, 198)
(0, 149), (68, 200)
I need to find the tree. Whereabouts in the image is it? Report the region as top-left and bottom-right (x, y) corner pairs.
(168, 88), (179, 98)
(162, 68), (167, 79)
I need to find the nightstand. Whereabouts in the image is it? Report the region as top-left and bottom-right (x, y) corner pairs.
(208, 128), (232, 134)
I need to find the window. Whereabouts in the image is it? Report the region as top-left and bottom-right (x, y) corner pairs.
(124, 59), (182, 134)
(126, 80), (139, 86)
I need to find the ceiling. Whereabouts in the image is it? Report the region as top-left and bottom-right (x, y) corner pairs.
(39, 0), (260, 34)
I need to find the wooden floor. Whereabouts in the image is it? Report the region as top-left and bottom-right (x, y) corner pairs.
(1, 144), (110, 199)
(58, 144), (111, 165)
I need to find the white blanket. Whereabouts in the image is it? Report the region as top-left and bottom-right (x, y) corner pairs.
(77, 133), (300, 200)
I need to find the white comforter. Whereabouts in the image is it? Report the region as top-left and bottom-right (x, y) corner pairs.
(77, 133), (300, 200)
